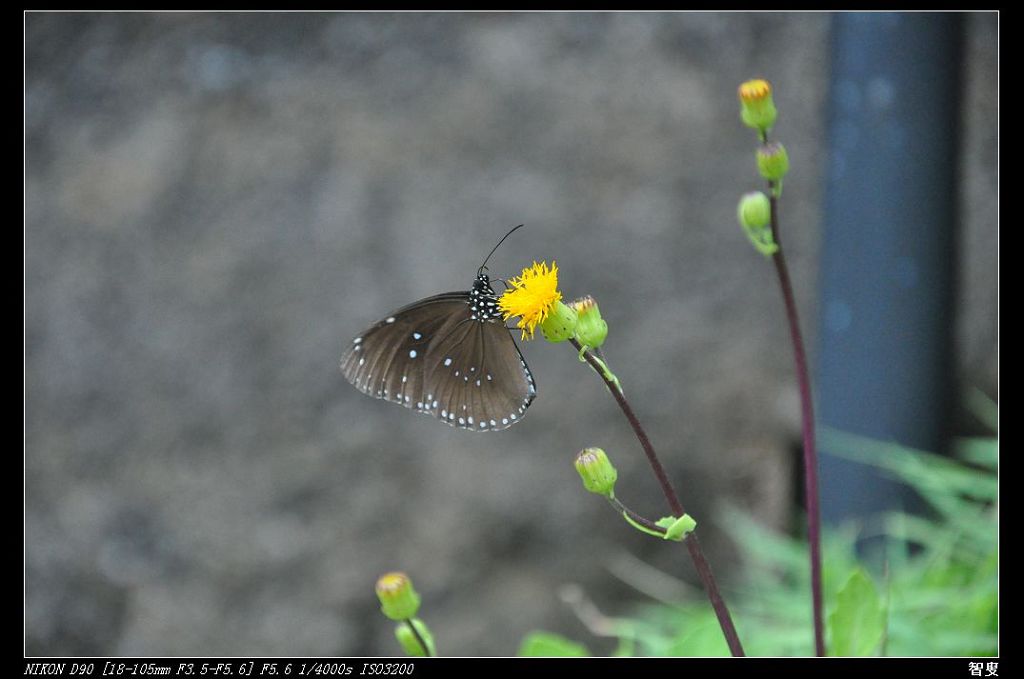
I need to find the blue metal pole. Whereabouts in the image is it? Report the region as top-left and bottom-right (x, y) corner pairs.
(817, 13), (963, 525)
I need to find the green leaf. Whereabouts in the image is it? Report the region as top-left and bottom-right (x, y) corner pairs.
(829, 568), (887, 656)
(666, 620), (732, 656)
(611, 424), (995, 657)
(954, 436), (998, 470)
(655, 514), (697, 541)
(517, 631), (591, 657)
(819, 427), (997, 505)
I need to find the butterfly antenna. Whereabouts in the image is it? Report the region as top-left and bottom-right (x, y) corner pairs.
(478, 224), (524, 275)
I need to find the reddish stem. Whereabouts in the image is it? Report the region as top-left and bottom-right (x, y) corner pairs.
(570, 338), (746, 657)
(768, 190), (826, 657)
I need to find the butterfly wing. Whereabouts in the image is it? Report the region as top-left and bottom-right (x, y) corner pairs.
(424, 315), (536, 431)
(341, 293), (469, 414)
(341, 293), (536, 431)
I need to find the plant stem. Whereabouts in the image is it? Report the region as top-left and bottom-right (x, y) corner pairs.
(572, 339), (681, 515)
(569, 337), (746, 657)
(607, 495), (668, 535)
(404, 619), (432, 657)
(768, 187), (826, 657)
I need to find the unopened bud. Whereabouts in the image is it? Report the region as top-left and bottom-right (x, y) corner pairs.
(574, 447), (618, 497)
(395, 619), (435, 657)
(376, 572), (421, 621)
(757, 142), (790, 181)
(737, 192), (778, 257)
(540, 300), (578, 343)
(571, 295), (608, 349)
(738, 191), (771, 229)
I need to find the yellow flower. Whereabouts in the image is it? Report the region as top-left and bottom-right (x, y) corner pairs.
(738, 78), (777, 134)
(738, 78), (772, 103)
(499, 260), (562, 340)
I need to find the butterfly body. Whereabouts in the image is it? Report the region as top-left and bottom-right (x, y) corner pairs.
(340, 273), (536, 431)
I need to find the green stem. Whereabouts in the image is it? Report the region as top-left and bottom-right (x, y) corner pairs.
(578, 344), (622, 391)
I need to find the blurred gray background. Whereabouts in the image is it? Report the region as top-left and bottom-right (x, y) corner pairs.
(26, 12), (996, 656)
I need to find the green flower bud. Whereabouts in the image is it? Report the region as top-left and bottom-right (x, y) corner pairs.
(376, 572), (421, 621)
(738, 79), (778, 134)
(574, 447), (618, 497)
(737, 191), (778, 257)
(571, 295), (608, 349)
(395, 618), (435, 657)
(540, 299), (578, 343)
(757, 142), (790, 182)
(738, 191), (771, 229)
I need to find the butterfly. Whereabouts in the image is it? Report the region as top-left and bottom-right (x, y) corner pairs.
(340, 226), (536, 431)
